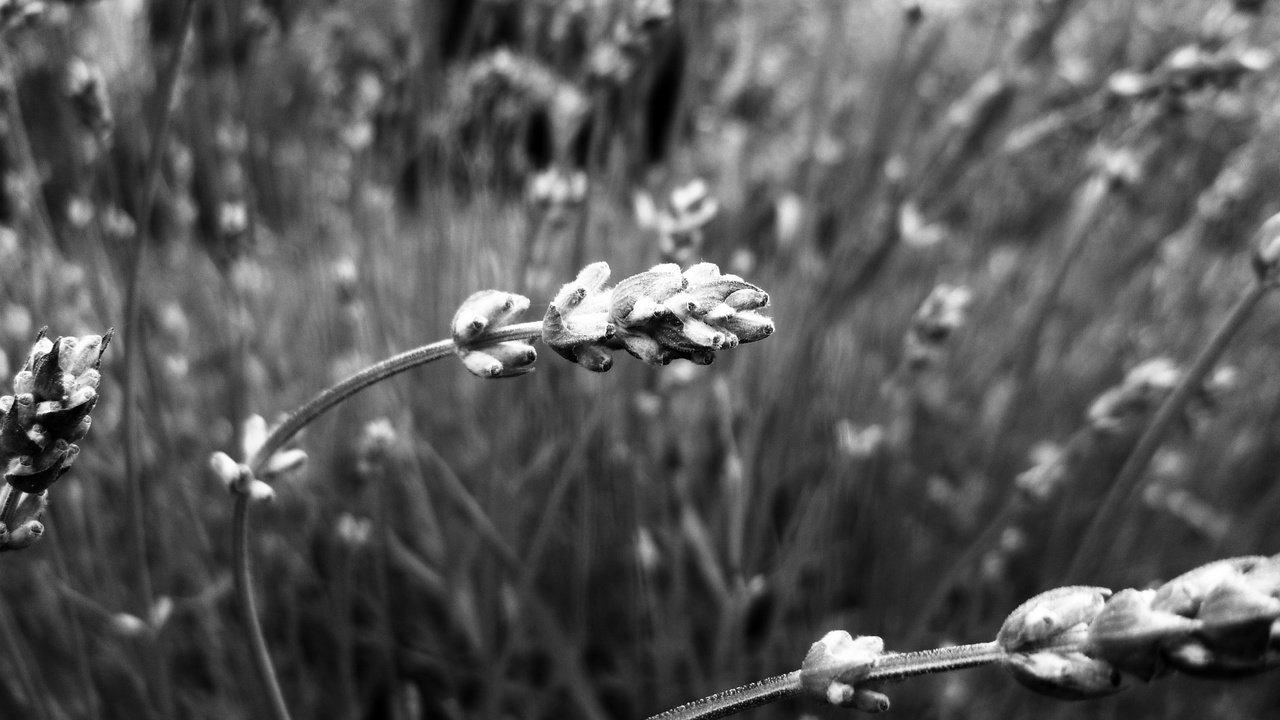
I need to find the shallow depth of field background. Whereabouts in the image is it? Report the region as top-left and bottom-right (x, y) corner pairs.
(2, 0), (1280, 718)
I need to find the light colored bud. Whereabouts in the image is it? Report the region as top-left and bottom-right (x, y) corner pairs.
(458, 341), (537, 378)
(998, 586), (1110, 651)
(800, 631), (884, 699)
(336, 513), (373, 547)
(1151, 556), (1266, 616)
(151, 596), (174, 630)
(1002, 650), (1127, 700)
(1195, 572), (1280, 658)
(240, 414), (269, 460)
(263, 448), (308, 478)
(1251, 211), (1280, 283)
(246, 478), (275, 503)
(109, 613), (150, 637)
(1086, 589), (1199, 679)
(209, 451), (245, 489)
(451, 291), (531, 345)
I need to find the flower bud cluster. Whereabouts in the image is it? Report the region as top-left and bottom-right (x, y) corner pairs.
(0, 329), (110, 551)
(997, 554), (1280, 699)
(451, 291), (538, 378)
(542, 262), (773, 371)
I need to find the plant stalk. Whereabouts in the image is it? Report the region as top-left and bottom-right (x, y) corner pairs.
(232, 321), (544, 720)
(646, 641), (1006, 720)
(1063, 279), (1271, 581)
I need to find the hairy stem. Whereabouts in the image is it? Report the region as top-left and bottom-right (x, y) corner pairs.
(646, 671), (803, 720)
(647, 641), (1007, 720)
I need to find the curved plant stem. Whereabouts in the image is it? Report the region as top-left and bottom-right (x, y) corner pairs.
(1063, 279), (1271, 581)
(233, 494), (292, 720)
(232, 321), (544, 720)
(646, 641), (1006, 720)
(246, 321), (542, 470)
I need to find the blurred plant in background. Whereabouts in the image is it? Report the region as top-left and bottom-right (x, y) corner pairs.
(1, 1), (1280, 719)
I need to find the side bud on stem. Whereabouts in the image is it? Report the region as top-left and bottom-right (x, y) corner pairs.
(451, 291), (538, 378)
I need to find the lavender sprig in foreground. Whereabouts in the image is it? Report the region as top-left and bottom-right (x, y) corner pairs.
(651, 554), (1280, 719)
(207, 261), (774, 720)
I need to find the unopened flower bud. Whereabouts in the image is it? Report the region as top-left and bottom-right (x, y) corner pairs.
(458, 341), (538, 378)
(998, 586), (1111, 651)
(800, 631), (885, 700)
(1192, 572), (1280, 667)
(209, 451), (247, 489)
(241, 414), (269, 460)
(263, 448), (308, 478)
(1086, 589), (1198, 679)
(451, 291), (530, 345)
(2, 519), (44, 551)
(246, 478), (275, 503)
(1002, 650), (1127, 700)
(543, 262), (616, 371)
(109, 613), (149, 637)
(1151, 556), (1266, 616)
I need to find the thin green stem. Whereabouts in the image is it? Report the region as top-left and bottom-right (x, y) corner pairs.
(1063, 279), (1271, 581)
(232, 321), (544, 720)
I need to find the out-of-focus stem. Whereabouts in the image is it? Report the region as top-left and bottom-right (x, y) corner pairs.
(1063, 279), (1271, 581)
(232, 495), (293, 720)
